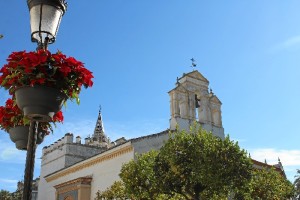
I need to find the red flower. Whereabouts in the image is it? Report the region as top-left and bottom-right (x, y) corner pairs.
(0, 50), (94, 104)
(0, 98), (24, 131)
(53, 111), (64, 123)
(58, 65), (72, 76)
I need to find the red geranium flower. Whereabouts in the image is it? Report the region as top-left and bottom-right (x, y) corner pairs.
(53, 111), (64, 123)
(0, 50), (94, 104)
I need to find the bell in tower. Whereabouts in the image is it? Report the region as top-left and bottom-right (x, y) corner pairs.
(169, 70), (224, 138)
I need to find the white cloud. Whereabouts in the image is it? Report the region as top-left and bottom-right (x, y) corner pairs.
(249, 148), (300, 182)
(0, 138), (26, 164)
(0, 178), (19, 191)
(271, 35), (300, 52)
(250, 148), (300, 166)
(0, 178), (18, 184)
(0, 147), (20, 160)
(281, 35), (300, 48)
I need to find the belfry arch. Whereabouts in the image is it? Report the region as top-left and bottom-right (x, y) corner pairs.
(169, 70), (224, 138)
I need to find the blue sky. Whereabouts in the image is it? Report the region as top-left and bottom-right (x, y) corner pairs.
(1, 0), (300, 192)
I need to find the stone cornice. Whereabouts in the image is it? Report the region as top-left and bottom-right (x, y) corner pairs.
(54, 177), (92, 189)
(45, 145), (133, 182)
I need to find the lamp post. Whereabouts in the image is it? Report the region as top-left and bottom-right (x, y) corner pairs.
(22, 1), (67, 200)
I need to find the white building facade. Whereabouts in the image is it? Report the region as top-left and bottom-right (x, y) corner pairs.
(37, 70), (225, 200)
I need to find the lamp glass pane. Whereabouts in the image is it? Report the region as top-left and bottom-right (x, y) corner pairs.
(30, 4), (63, 44)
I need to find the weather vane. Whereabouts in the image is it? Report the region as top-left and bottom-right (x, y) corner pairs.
(191, 58), (197, 70)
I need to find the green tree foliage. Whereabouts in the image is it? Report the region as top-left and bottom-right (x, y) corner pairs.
(234, 167), (294, 200)
(11, 191), (22, 200)
(120, 150), (184, 199)
(153, 126), (252, 200)
(0, 190), (12, 200)
(0, 188), (22, 200)
(96, 126), (293, 200)
(94, 180), (183, 200)
(95, 181), (128, 200)
(294, 169), (300, 199)
(120, 150), (176, 199)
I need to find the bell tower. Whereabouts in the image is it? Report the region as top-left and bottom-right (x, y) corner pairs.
(169, 70), (224, 138)
(85, 107), (110, 147)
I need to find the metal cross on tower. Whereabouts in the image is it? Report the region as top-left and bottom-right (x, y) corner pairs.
(191, 58), (197, 70)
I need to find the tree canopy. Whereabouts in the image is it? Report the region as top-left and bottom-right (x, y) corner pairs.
(120, 150), (177, 199)
(95, 126), (294, 200)
(234, 167), (294, 200)
(118, 126), (252, 199)
(0, 189), (21, 200)
(0, 190), (12, 200)
(95, 181), (128, 200)
(294, 169), (300, 199)
(153, 126), (252, 200)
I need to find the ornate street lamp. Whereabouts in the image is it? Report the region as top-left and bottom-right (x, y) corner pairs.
(22, 1), (67, 200)
(27, 0), (67, 49)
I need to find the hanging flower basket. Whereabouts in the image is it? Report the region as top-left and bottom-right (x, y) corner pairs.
(9, 126), (29, 150)
(9, 126), (49, 150)
(15, 86), (66, 122)
(0, 98), (64, 149)
(0, 50), (93, 120)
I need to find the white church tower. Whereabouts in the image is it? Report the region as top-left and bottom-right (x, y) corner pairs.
(169, 70), (224, 138)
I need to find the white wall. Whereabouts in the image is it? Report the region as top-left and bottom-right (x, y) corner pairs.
(41, 143), (134, 200)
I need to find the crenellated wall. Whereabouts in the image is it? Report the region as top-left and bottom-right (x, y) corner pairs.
(38, 133), (106, 200)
